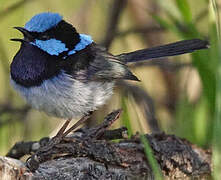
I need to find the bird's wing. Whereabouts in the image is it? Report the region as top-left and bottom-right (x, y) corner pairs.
(59, 43), (139, 82)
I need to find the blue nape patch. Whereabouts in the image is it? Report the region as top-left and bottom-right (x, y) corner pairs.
(25, 12), (62, 32)
(31, 39), (68, 56)
(67, 34), (93, 56)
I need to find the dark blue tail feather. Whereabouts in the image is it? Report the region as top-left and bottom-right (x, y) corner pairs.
(117, 39), (209, 63)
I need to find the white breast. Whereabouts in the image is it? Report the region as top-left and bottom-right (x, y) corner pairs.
(11, 72), (114, 119)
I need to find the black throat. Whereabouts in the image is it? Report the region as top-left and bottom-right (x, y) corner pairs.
(10, 42), (60, 87)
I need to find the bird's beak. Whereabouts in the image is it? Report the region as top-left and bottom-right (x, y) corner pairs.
(11, 27), (33, 42)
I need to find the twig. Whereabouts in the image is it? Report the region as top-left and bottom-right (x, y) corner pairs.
(116, 26), (164, 37)
(0, 104), (30, 114)
(6, 137), (50, 159)
(0, 104), (31, 127)
(101, 0), (127, 49)
(195, 8), (208, 23)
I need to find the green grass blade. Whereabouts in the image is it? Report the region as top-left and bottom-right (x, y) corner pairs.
(175, 0), (192, 23)
(210, 0), (221, 179)
(121, 97), (132, 137)
(152, 14), (180, 35)
(140, 134), (163, 179)
(192, 52), (216, 114)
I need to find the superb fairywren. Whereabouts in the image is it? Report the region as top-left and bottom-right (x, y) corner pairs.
(10, 12), (208, 136)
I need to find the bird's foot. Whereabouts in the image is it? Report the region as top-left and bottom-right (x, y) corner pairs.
(26, 114), (90, 172)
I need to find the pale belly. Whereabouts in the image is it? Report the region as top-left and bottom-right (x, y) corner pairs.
(11, 72), (114, 119)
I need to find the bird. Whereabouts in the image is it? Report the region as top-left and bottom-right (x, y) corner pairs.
(10, 12), (208, 138)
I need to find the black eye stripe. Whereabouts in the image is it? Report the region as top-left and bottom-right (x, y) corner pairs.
(39, 34), (50, 40)
(31, 20), (80, 49)
(30, 32), (51, 40)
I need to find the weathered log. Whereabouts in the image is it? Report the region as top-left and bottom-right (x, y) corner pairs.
(4, 110), (211, 179)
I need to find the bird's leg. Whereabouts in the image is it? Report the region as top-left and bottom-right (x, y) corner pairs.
(62, 115), (90, 137)
(55, 113), (91, 139)
(26, 114), (91, 172)
(50, 115), (90, 144)
(35, 115), (90, 152)
(55, 118), (71, 137)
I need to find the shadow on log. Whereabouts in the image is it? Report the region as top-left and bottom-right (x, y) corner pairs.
(3, 110), (211, 179)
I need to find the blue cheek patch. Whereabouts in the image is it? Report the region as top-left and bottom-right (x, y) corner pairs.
(31, 39), (68, 56)
(30, 34), (93, 57)
(67, 34), (93, 56)
(25, 12), (62, 32)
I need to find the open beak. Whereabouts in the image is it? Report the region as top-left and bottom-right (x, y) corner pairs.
(11, 27), (33, 42)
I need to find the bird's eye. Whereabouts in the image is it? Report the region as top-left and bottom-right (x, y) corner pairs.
(40, 34), (49, 40)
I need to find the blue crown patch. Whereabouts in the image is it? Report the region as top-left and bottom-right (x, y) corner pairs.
(25, 12), (62, 33)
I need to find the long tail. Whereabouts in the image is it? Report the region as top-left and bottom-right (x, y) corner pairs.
(117, 39), (209, 63)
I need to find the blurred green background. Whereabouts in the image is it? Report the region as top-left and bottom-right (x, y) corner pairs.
(0, 0), (220, 175)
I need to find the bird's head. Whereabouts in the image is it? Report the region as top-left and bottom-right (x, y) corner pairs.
(11, 12), (93, 57)
(10, 12), (93, 87)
